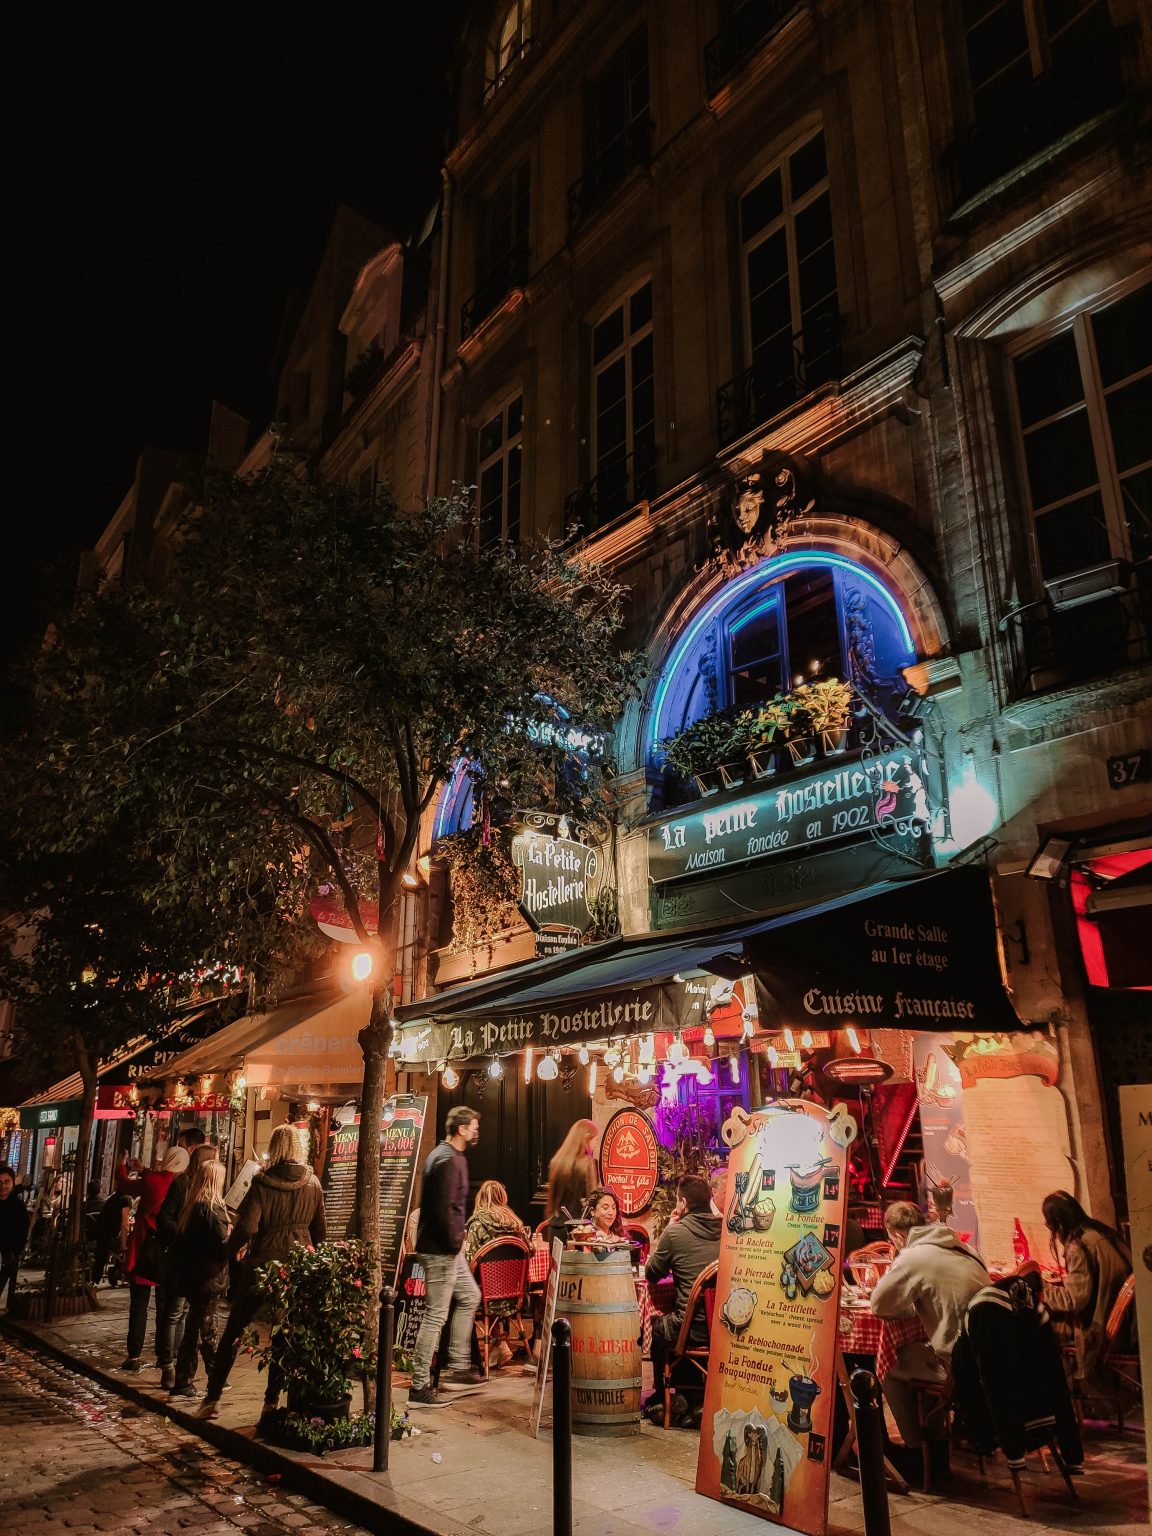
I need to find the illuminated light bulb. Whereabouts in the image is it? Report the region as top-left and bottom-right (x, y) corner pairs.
(578, 1046), (590, 1065)
(235, 1074), (247, 1092)
(638, 1065), (652, 1085)
(306, 1100), (321, 1114)
(729, 1054), (740, 1084)
(588, 1061), (598, 1097)
(604, 1047), (621, 1068)
(694, 1060), (713, 1084)
(442, 1064), (459, 1089)
(350, 950), (374, 983)
(612, 1065), (624, 1083)
(783, 1028), (795, 1052)
(382, 1101), (396, 1124)
(667, 1037), (688, 1065)
(488, 1057), (504, 1079)
(742, 1014), (755, 1039)
(703, 1025), (715, 1049)
(846, 1026), (861, 1055)
(801, 1029), (814, 1050)
(538, 1054), (558, 1081)
(524, 1047), (534, 1084)
(199, 1075), (213, 1097)
(767, 1045), (779, 1068)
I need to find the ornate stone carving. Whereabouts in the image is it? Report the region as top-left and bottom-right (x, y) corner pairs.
(707, 450), (818, 574)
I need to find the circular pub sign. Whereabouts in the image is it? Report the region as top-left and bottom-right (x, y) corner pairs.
(598, 1108), (660, 1216)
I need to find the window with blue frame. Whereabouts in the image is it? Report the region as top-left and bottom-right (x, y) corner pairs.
(648, 555), (915, 765)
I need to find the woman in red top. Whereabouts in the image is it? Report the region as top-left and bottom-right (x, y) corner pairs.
(117, 1145), (188, 1372)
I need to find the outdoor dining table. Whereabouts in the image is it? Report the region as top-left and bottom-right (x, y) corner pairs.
(833, 1302), (929, 1492)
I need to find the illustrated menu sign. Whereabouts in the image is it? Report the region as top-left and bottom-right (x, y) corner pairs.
(912, 1035), (981, 1249)
(696, 1100), (854, 1535)
(648, 752), (929, 884)
(322, 1095), (427, 1287)
(598, 1108), (659, 1216)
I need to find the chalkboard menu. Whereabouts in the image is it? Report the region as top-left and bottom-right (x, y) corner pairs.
(394, 1254), (428, 1358)
(322, 1095), (428, 1286)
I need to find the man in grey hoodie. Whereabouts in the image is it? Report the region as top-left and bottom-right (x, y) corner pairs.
(870, 1200), (987, 1458)
(644, 1174), (722, 1419)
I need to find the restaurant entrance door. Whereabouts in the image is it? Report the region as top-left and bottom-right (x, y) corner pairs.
(438, 1065), (592, 1223)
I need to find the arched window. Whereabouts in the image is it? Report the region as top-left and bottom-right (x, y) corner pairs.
(648, 553), (915, 763)
(486, 0), (533, 100)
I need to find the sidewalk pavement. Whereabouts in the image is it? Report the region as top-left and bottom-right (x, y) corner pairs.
(3, 1282), (1147, 1536)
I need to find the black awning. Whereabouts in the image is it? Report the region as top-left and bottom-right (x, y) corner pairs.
(395, 866), (1021, 1061)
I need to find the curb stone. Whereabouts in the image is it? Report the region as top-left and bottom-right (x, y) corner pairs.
(0, 1316), (463, 1536)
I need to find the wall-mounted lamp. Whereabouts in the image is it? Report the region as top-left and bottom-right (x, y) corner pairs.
(1025, 834), (1075, 885)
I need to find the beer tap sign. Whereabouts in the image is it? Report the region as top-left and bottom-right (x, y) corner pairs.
(696, 1099), (853, 1534)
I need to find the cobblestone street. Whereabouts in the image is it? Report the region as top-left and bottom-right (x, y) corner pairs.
(0, 1336), (372, 1536)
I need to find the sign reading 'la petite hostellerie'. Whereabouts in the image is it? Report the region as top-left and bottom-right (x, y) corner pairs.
(647, 753), (928, 885)
(511, 830), (598, 933)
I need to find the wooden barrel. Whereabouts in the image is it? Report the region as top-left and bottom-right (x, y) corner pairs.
(557, 1248), (642, 1436)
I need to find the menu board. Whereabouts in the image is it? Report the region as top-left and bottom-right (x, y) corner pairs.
(394, 1254), (429, 1360)
(224, 1158), (262, 1214)
(696, 1100), (854, 1535)
(322, 1095), (427, 1286)
(912, 1035), (980, 1246)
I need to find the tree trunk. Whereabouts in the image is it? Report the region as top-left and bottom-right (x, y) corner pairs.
(353, 989), (393, 1250)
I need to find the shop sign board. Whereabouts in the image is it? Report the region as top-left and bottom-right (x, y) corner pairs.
(598, 1108), (660, 1215)
(648, 752), (929, 885)
(1117, 1084), (1152, 1519)
(19, 1102), (83, 1131)
(512, 829), (598, 934)
(696, 1099), (853, 1534)
(323, 1095), (427, 1287)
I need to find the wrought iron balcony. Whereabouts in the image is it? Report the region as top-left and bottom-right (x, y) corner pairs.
(704, 0), (798, 96)
(716, 312), (842, 446)
(567, 117), (653, 233)
(482, 36), (534, 105)
(950, 37), (1123, 205)
(1001, 561), (1152, 700)
(460, 248), (530, 340)
(563, 445), (656, 537)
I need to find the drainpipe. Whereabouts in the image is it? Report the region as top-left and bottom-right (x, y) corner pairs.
(425, 166), (453, 502)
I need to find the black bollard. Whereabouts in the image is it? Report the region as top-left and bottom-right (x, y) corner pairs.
(551, 1317), (573, 1536)
(373, 1285), (397, 1473)
(850, 1368), (891, 1536)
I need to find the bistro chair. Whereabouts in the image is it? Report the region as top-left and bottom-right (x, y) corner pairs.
(1101, 1274), (1140, 1431)
(660, 1260), (719, 1428)
(470, 1236), (532, 1379)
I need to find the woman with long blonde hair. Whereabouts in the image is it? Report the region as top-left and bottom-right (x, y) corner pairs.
(464, 1180), (531, 1369)
(169, 1158), (230, 1400)
(545, 1119), (599, 1244)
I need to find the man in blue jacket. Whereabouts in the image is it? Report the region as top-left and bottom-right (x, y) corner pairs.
(408, 1105), (484, 1406)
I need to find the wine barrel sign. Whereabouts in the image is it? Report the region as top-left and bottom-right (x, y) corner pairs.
(599, 1109), (659, 1216)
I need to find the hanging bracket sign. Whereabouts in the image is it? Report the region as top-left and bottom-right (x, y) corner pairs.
(512, 829), (598, 934)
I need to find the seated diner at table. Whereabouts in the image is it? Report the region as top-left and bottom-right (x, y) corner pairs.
(583, 1186), (626, 1243)
(643, 1175), (721, 1425)
(869, 1200), (988, 1483)
(1037, 1189), (1135, 1404)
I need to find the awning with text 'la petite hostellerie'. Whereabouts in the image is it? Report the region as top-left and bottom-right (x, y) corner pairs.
(393, 865), (1022, 1064)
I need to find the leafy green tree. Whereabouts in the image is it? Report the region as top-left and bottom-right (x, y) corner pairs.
(17, 460), (642, 1251)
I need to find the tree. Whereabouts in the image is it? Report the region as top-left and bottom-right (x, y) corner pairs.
(19, 460), (643, 1257)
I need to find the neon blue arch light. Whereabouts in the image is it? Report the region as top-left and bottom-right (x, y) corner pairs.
(647, 552), (915, 757)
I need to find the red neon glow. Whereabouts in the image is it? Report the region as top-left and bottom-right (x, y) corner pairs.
(1071, 849), (1152, 989)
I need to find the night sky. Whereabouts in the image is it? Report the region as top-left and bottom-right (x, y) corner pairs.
(8, 4), (458, 682)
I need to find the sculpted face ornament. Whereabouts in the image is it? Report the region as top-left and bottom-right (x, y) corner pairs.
(734, 475), (763, 535)
(707, 451), (820, 575)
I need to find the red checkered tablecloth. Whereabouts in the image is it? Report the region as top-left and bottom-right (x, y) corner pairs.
(838, 1307), (927, 1380)
(528, 1245), (550, 1287)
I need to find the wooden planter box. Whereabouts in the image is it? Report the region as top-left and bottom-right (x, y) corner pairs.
(8, 1287), (99, 1322)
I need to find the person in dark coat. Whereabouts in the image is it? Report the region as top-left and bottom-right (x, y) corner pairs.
(169, 1158), (230, 1399)
(644, 1174), (722, 1415)
(408, 1105), (485, 1407)
(198, 1123), (325, 1424)
(155, 1139), (216, 1386)
(0, 1165), (30, 1309)
(117, 1146), (189, 1372)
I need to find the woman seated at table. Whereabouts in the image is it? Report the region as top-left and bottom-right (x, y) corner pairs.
(1039, 1190), (1134, 1401)
(464, 1181), (531, 1370)
(582, 1186), (625, 1244)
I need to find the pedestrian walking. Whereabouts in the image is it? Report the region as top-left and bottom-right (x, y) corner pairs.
(197, 1123), (325, 1427)
(117, 1146), (189, 1373)
(408, 1104), (486, 1408)
(155, 1140), (217, 1387)
(169, 1158), (230, 1399)
(0, 1165), (30, 1310)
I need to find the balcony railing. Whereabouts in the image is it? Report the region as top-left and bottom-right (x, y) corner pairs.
(1001, 561), (1152, 700)
(716, 312), (842, 445)
(704, 0), (798, 95)
(567, 117), (653, 232)
(563, 444), (656, 537)
(460, 248), (530, 339)
(950, 37), (1123, 205)
(482, 36), (535, 105)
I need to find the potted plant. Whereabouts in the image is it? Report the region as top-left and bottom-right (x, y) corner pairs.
(782, 690), (817, 767)
(660, 718), (721, 797)
(804, 678), (854, 756)
(251, 1239), (374, 1433)
(713, 710), (755, 789)
(747, 697), (791, 779)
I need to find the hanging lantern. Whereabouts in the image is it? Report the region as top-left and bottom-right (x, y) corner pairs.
(578, 1045), (590, 1066)
(382, 1100), (396, 1124)
(801, 1029), (814, 1050)
(728, 1054), (741, 1084)
(442, 1064), (459, 1089)
(783, 1028), (795, 1051)
(638, 1065), (652, 1085)
(703, 1025), (715, 1049)
(667, 1036), (688, 1065)
(612, 1065), (624, 1084)
(604, 1045), (621, 1068)
(538, 1054), (559, 1082)
(488, 1058), (504, 1079)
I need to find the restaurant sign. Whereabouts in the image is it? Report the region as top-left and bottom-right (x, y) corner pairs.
(19, 1102), (84, 1130)
(599, 1108), (659, 1215)
(511, 829), (597, 935)
(647, 752), (929, 885)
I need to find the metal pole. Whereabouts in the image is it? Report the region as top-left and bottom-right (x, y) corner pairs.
(373, 1285), (397, 1473)
(850, 1368), (891, 1536)
(551, 1317), (573, 1536)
